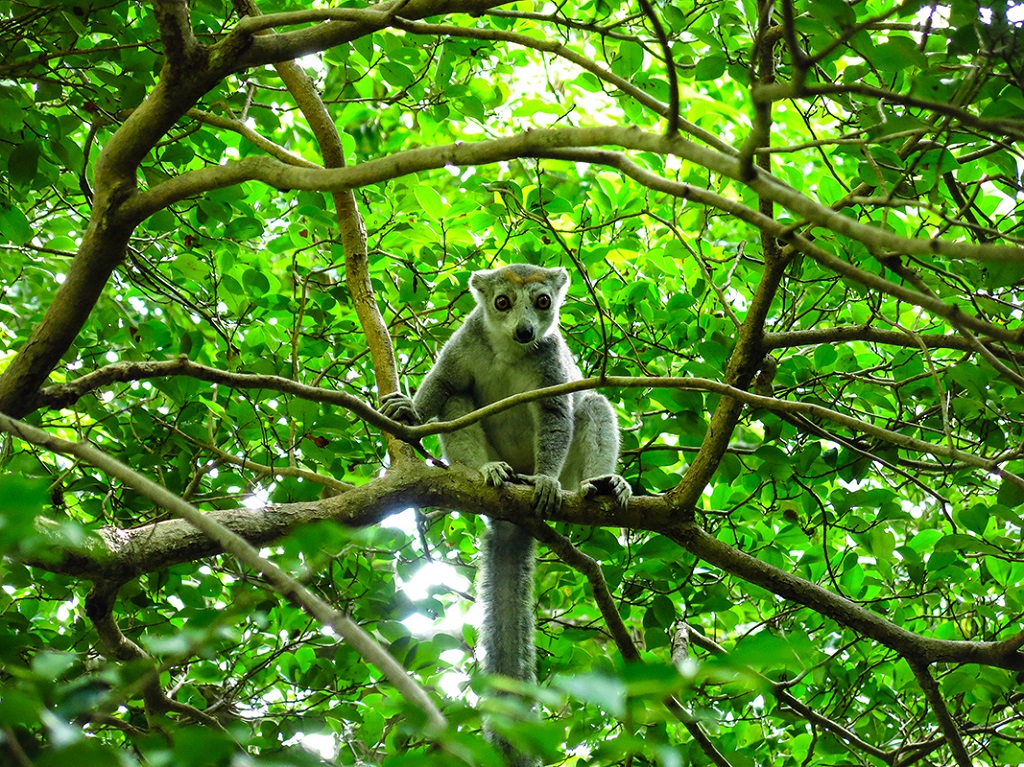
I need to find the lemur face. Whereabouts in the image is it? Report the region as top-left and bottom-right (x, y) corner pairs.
(471, 265), (569, 346)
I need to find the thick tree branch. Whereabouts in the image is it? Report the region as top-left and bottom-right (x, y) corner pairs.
(0, 412), (447, 733)
(671, 524), (1024, 671)
(13, 441), (1024, 676)
(151, 0), (202, 76)
(229, 0), (512, 70)
(235, 0), (406, 459)
(126, 126), (1024, 266)
(907, 661), (972, 767)
(524, 522), (735, 767)
(0, 0), (509, 419)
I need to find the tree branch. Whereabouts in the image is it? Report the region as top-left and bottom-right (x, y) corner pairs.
(85, 581), (225, 728)
(125, 127), (1024, 266)
(151, 0), (202, 77)
(764, 325), (1024, 365)
(229, 0), (513, 71)
(12, 440), (1024, 676)
(671, 524), (1024, 671)
(533, 147), (1024, 346)
(233, 0), (406, 459)
(32, 361), (1024, 490)
(523, 521), (734, 767)
(907, 660), (972, 767)
(31, 356), (402, 433)
(186, 108), (320, 168)
(0, 412), (447, 733)
(636, 0), (679, 136)
(391, 18), (726, 152)
(685, 627), (893, 763)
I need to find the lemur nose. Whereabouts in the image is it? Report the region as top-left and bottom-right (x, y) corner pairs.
(514, 324), (534, 343)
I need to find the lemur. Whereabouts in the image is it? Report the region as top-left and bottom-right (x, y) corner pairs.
(380, 264), (630, 766)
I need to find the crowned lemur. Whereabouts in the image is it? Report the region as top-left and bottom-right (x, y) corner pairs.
(380, 263), (630, 766)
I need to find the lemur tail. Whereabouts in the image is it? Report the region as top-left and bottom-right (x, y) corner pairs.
(479, 519), (539, 767)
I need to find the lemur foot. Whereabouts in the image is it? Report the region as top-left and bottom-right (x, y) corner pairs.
(379, 392), (420, 425)
(580, 474), (632, 508)
(480, 461), (516, 486)
(519, 473), (562, 516)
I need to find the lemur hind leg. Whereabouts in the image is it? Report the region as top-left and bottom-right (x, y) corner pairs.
(439, 394), (516, 485)
(564, 391), (632, 507)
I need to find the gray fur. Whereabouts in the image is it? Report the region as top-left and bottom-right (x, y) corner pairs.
(380, 264), (631, 766)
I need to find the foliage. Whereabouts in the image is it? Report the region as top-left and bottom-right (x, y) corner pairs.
(1, 0), (1024, 765)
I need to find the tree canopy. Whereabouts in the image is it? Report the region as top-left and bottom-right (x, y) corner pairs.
(2, 0), (1024, 765)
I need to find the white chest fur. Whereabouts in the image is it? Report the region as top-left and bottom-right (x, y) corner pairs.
(473, 354), (543, 473)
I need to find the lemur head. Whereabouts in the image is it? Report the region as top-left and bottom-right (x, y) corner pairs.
(470, 264), (570, 346)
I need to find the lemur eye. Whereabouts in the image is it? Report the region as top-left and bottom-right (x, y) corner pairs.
(535, 294), (551, 310)
(494, 295), (512, 311)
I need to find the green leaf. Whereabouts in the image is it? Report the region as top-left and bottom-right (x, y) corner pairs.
(956, 504), (989, 535)
(873, 37), (927, 71)
(0, 476), (47, 554)
(414, 185), (445, 220)
(612, 40), (645, 77)
(6, 142), (39, 186)
(558, 672), (627, 717)
(0, 206), (32, 245)
(695, 55), (727, 81)
(381, 61), (415, 88)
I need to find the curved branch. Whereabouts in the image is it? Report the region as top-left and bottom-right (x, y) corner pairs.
(86, 581), (224, 728)
(32, 361), (1024, 490)
(11, 421), (1024, 679)
(126, 126), (1024, 266)
(523, 521), (639, 662)
(686, 627), (893, 763)
(389, 17), (729, 153)
(236, 0), (406, 457)
(671, 524), (1024, 671)
(534, 147), (1024, 346)
(399, 375), (1024, 490)
(31, 357), (407, 434)
(0, 412), (447, 733)
(187, 108), (320, 168)
(785, 82), (1024, 140)
(907, 660), (972, 767)
(763, 325), (1023, 361)
(635, 0), (679, 136)
(229, 0), (513, 70)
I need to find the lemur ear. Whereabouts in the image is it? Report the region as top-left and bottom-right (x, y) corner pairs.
(469, 269), (494, 301)
(551, 267), (570, 295)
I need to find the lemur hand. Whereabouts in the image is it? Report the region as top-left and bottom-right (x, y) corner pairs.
(580, 474), (632, 508)
(480, 461), (516, 486)
(379, 392), (420, 425)
(521, 473), (562, 516)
